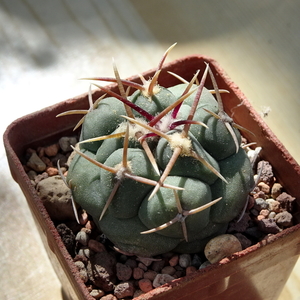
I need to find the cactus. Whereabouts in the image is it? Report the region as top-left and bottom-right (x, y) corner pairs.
(58, 46), (254, 257)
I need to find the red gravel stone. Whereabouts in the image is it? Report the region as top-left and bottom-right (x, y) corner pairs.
(143, 270), (157, 281)
(44, 143), (60, 157)
(133, 267), (144, 280)
(46, 167), (58, 176)
(138, 278), (153, 293)
(169, 255), (179, 267)
(186, 266), (197, 275)
(116, 263), (132, 281)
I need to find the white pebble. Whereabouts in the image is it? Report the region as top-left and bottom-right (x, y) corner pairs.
(179, 254), (191, 268)
(268, 212), (276, 219)
(153, 274), (175, 288)
(75, 231), (89, 246)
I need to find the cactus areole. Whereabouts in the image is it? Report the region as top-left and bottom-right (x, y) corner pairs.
(61, 46), (254, 257)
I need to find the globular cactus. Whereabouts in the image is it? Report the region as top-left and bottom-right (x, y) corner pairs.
(59, 46), (254, 257)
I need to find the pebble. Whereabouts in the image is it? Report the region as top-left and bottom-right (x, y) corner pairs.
(258, 182), (270, 195)
(56, 224), (75, 256)
(199, 261), (211, 269)
(257, 215), (265, 221)
(204, 234), (242, 264)
(254, 198), (269, 211)
(73, 254), (88, 264)
(138, 262), (148, 271)
(125, 258), (138, 269)
(153, 274), (175, 288)
(77, 247), (91, 258)
(74, 260), (85, 270)
(257, 218), (281, 234)
(87, 252), (116, 292)
(75, 230), (89, 246)
(191, 254), (202, 268)
(74, 261), (88, 283)
(44, 143), (60, 157)
(51, 153), (68, 167)
(268, 212), (276, 219)
(179, 254), (191, 268)
(27, 170), (37, 180)
(174, 270), (184, 278)
(253, 190), (266, 200)
(276, 192), (296, 212)
(266, 199), (281, 213)
(46, 167), (58, 176)
(36, 147), (45, 158)
(138, 278), (153, 293)
(27, 152), (47, 172)
(41, 156), (53, 167)
(90, 289), (105, 299)
(233, 233), (252, 249)
(186, 266), (197, 275)
(260, 209), (270, 218)
(116, 263), (132, 281)
(143, 270), (157, 281)
(34, 172), (49, 184)
(227, 212), (250, 233)
(275, 211), (293, 227)
(151, 260), (165, 273)
(271, 183), (283, 199)
(257, 160), (274, 184)
(175, 265), (184, 272)
(133, 267), (144, 280)
(59, 136), (78, 152)
(244, 226), (266, 240)
(169, 255), (179, 267)
(36, 175), (75, 221)
(161, 266), (176, 276)
(114, 281), (135, 299)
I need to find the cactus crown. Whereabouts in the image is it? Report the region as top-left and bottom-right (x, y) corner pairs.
(58, 45), (254, 257)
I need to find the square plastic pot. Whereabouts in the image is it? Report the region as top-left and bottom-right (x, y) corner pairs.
(4, 55), (300, 300)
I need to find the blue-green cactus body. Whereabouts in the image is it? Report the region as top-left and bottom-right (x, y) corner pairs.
(155, 131), (220, 185)
(99, 214), (181, 257)
(130, 87), (176, 117)
(67, 76), (254, 257)
(99, 148), (160, 219)
(67, 150), (104, 221)
(139, 176), (212, 239)
(196, 115), (242, 160)
(80, 97), (127, 152)
(210, 148), (254, 223)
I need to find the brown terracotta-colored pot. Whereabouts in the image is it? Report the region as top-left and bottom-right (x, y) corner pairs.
(4, 55), (300, 300)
